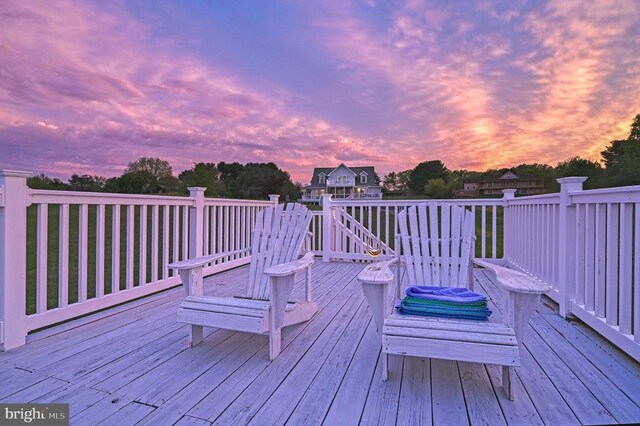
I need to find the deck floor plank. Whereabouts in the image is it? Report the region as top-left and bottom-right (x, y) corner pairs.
(430, 358), (469, 426)
(321, 320), (379, 425)
(0, 262), (639, 425)
(251, 300), (369, 425)
(142, 262), (362, 425)
(396, 357), (433, 426)
(210, 264), (365, 425)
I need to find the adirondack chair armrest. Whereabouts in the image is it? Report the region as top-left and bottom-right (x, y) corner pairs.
(169, 248), (251, 296)
(168, 248), (251, 271)
(264, 251), (315, 277)
(473, 259), (551, 348)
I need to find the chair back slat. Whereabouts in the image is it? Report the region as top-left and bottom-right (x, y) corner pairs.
(397, 203), (475, 292)
(247, 203), (313, 299)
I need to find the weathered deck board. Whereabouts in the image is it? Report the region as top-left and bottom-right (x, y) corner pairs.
(1, 261), (639, 425)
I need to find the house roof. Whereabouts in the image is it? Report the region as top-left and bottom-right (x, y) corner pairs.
(305, 165), (378, 188)
(464, 171), (542, 184)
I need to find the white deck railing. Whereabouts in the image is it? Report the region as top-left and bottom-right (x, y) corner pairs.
(0, 171), (276, 350)
(1, 170), (638, 361)
(503, 178), (640, 360)
(319, 194), (508, 262)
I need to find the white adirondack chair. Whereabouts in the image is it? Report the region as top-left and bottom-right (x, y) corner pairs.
(168, 203), (318, 360)
(382, 202), (521, 399)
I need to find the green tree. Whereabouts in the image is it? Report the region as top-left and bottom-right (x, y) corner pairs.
(27, 173), (67, 190)
(179, 163), (219, 196)
(601, 114), (640, 186)
(120, 157), (175, 193)
(124, 157), (173, 181)
(382, 172), (399, 192)
(236, 163), (300, 200)
(424, 178), (450, 198)
(68, 174), (106, 192)
(217, 162), (244, 197)
(408, 160), (449, 195)
(117, 170), (158, 194)
(555, 157), (605, 189)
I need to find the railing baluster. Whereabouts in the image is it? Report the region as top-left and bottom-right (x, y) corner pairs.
(231, 206), (236, 260)
(172, 205), (179, 277)
(634, 202), (640, 343)
(151, 205), (158, 283)
(96, 204), (105, 297)
(78, 204), (89, 302)
(224, 205), (230, 259)
(595, 203), (606, 318)
(162, 205), (169, 279)
(605, 203), (619, 326)
(575, 204), (585, 305)
(126, 205), (134, 289)
(139, 205), (147, 284)
(203, 205), (210, 256)
(491, 206), (497, 259)
(111, 204), (120, 294)
(59, 204), (69, 307)
(182, 205), (189, 261)
(619, 203), (633, 334)
(217, 205), (223, 260)
(584, 204), (595, 311)
(208, 205), (218, 254)
(36, 204), (48, 313)
(481, 205), (486, 258)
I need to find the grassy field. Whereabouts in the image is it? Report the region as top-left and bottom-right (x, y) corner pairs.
(25, 203), (503, 315)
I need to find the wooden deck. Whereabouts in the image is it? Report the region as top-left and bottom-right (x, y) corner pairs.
(1, 260), (640, 425)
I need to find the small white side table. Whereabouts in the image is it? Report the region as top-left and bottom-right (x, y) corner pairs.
(357, 261), (395, 341)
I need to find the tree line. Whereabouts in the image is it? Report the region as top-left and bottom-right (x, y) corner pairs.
(28, 159), (302, 201)
(382, 114), (640, 198)
(27, 114), (640, 200)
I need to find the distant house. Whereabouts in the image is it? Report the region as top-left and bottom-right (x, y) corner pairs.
(456, 171), (544, 197)
(302, 164), (383, 203)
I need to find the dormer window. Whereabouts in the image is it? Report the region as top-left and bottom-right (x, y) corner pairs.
(318, 173), (326, 184)
(360, 172), (368, 184)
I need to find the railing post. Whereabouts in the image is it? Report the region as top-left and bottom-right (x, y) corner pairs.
(557, 177), (587, 318)
(269, 194), (280, 208)
(188, 187), (206, 259)
(501, 189), (516, 261)
(322, 194), (333, 262)
(0, 170), (31, 351)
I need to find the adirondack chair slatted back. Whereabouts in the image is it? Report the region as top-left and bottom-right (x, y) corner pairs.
(247, 203), (313, 300)
(397, 203), (475, 290)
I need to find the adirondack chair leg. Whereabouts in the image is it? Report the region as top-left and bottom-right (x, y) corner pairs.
(190, 325), (204, 347)
(502, 366), (513, 400)
(269, 327), (282, 361)
(305, 265), (312, 302)
(382, 353), (389, 381)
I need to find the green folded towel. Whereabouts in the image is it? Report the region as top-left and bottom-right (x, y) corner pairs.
(396, 297), (492, 321)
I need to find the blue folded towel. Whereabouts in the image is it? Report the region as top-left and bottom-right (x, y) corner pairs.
(396, 298), (492, 321)
(405, 286), (487, 304)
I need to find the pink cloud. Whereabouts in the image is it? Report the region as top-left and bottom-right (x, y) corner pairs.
(1, 0), (639, 186)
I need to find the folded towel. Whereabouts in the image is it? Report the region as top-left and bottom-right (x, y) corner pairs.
(405, 286), (487, 304)
(401, 296), (487, 309)
(395, 297), (492, 321)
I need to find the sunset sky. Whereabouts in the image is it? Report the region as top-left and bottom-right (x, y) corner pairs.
(1, 0), (639, 183)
